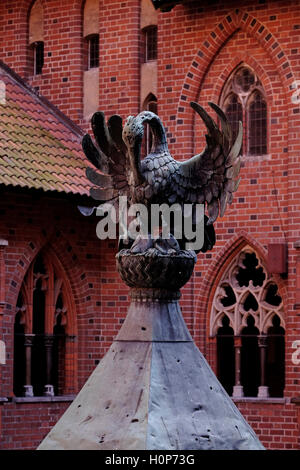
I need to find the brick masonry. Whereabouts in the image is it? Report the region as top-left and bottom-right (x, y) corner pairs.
(0, 0), (300, 450)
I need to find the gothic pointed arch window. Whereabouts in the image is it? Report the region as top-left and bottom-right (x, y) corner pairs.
(220, 65), (267, 157)
(13, 250), (77, 397)
(210, 247), (285, 398)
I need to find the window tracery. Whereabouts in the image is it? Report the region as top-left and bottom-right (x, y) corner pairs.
(13, 251), (75, 397)
(221, 65), (267, 156)
(211, 247), (285, 398)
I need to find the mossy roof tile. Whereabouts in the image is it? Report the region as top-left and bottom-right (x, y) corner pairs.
(0, 62), (90, 197)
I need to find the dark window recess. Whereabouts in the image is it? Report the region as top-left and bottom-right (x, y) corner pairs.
(220, 285), (236, 307)
(13, 254), (67, 397)
(243, 293), (258, 312)
(266, 315), (285, 397)
(142, 94), (158, 157)
(265, 283), (282, 306)
(248, 92), (267, 155)
(13, 298), (25, 397)
(88, 35), (99, 69)
(217, 316), (235, 396)
(215, 249), (285, 399)
(234, 67), (255, 92)
(34, 41), (44, 75)
(53, 312), (66, 396)
(241, 316), (260, 397)
(225, 94), (243, 154)
(236, 252), (265, 288)
(143, 26), (157, 62)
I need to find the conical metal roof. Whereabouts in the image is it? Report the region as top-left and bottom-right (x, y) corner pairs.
(38, 295), (264, 450)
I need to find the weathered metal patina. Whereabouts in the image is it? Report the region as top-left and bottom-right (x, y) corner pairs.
(38, 103), (264, 450)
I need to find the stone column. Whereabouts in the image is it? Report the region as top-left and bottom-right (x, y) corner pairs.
(232, 336), (244, 398)
(44, 334), (54, 397)
(23, 334), (34, 397)
(258, 334), (269, 398)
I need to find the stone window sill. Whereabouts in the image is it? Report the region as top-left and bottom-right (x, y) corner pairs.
(12, 395), (76, 404)
(232, 397), (288, 404)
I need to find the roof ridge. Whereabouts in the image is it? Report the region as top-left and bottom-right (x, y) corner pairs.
(0, 60), (85, 139)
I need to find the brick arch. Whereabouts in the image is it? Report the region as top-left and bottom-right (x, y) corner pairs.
(210, 54), (275, 108)
(10, 0), (83, 78)
(6, 230), (83, 395)
(176, 8), (296, 156)
(6, 0), (34, 77)
(27, 0), (45, 15)
(42, 245), (78, 337)
(195, 230), (288, 342)
(5, 228), (83, 324)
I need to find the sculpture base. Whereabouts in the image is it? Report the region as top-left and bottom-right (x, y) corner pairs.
(37, 288), (264, 450)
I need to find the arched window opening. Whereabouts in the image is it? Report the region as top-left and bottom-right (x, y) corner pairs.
(13, 251), (75, 397)
(30, 41), (44, 75)
(83, 0), (99, 70)
(220, 285), (236, 307)
(28, 0), (44, 76)
(224, 94), (243, 154)
(236, 251), (265, 288)
(85, 34), (99, 70)
(266, 315), (285, 397)
(248, 92), (267, 156)
(32, 277), (46, 396)
(220, 65), (267, 157)
(142, 25), (157, 63)
(241, 315), (260, 397)
(211, 246), (285, 398)
(83, 0), (99, 119)
(53, 300), (66, 395)
(142, 94), (158, 157)
(217, 316), (234, 396)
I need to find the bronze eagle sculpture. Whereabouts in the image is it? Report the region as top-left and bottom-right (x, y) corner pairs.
(80, 102), (242, 253)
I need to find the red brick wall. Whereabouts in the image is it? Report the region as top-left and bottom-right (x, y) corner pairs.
(0, 0), (140, 128)
(1, 401), (70, 449)
(0, 0), (300, 450)
(0, 190), (129, 449)
(235, 401), (299, 450)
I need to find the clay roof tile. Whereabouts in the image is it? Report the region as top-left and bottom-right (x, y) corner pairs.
(0, 61), (90, 197)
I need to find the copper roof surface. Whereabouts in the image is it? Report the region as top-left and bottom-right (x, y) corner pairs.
(0, 61), (90, 197)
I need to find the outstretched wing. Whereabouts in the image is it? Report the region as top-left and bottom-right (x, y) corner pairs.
(177, 102), (242, 225)
(82, 112), (129, 204)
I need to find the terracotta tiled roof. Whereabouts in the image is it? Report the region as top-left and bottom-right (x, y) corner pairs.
(0, 61), (90, 197)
